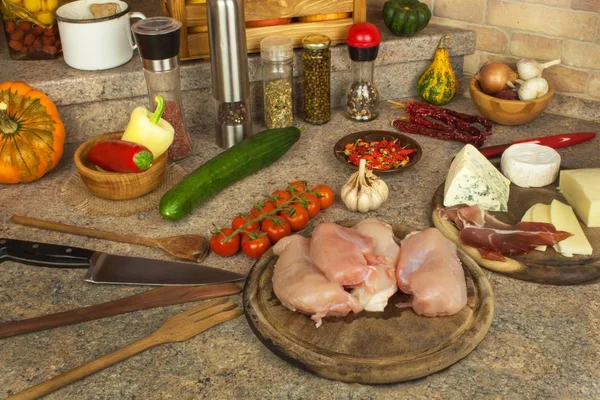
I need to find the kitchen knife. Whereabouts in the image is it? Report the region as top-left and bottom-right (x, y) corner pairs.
(0, 238), (245, 286)
(479, 132), (596, 159)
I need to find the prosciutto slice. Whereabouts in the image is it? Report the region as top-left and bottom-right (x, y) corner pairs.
(440, 204), (572, 261)
(350, 219), (399, 312)
(272, 235), (363, 327)
(309, 222), (379, 288)
(396, 228), (467, 317)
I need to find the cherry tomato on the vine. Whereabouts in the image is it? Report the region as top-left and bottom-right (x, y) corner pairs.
(299, 193), (321, 218)
(251, 200), (277, 218)
(271, 190), (291, 205)
(242, 233), (271, 259)
(312, 185), (335, 209)
(287, 180), (307, 194)
(280, 203), (310, 231)
(209, 227), (240, 257)
(261, 216), (292, 244)
(231, 214), (259, 233)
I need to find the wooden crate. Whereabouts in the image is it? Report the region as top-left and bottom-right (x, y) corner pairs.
(161, 0), (367, 61)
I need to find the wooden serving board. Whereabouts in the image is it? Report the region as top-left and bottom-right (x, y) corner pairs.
(431, 181), (600, 285)
(243, 221), (494, 384)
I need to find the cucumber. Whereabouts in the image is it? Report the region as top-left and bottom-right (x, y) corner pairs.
(159, 126), (301, 220)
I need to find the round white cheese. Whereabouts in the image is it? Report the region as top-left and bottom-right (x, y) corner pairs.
(500, 143), (561, 188)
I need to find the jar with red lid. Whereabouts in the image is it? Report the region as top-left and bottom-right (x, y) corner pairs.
(345, 22), (382, 122)
(1, 0), (63, 60)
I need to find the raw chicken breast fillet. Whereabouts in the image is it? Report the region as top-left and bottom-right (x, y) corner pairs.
(351, 219), (399, 312)
(309, 222), (379, 288)
(272, 235), (363, 327)
(396, 228), (467, 317)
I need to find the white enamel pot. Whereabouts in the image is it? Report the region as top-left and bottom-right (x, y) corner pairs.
(55, 0), (145, 70)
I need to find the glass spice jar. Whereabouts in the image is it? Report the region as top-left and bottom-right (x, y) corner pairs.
(1, 0), (63, 60)
(301, 34), (331, 125)
(260, 36), (294, 129)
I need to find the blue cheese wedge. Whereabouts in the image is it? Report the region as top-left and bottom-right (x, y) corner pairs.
(444, 144), (511, 212)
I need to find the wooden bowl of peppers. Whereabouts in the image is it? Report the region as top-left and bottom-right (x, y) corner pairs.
(74, 132), (168, 200)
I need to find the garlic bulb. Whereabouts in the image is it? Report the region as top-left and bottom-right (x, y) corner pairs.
(341, 158), (389, 213)
(516, 58), (561, 81)
(518, 77), (549, 100)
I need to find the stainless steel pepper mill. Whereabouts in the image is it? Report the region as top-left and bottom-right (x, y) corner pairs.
(207, 0), (252, 149)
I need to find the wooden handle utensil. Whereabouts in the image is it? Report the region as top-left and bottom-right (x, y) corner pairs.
(7, 299), (243, 400)
(0, 283), (241, 339)
(11, 215), (209, 262)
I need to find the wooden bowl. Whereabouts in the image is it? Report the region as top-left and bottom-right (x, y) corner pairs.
(469, 77), (554, 126)
(333, 130), (422, 174)
(74, 132), (167, 200)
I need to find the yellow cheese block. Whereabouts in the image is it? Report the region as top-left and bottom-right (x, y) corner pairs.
(559, 169), (600, 227)
(521, 205), (535, 222)
(531, 204), (551, 252)
(550, 200), (593, 257)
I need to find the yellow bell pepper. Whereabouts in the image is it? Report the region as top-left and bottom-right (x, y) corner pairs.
(122, 96), (174, 158)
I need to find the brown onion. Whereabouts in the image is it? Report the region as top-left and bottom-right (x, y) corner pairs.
(476, 63), (518, 95)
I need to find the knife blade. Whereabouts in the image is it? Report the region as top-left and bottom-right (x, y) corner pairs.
(479, 132), (596, 159)
(0, 238), (245, 286)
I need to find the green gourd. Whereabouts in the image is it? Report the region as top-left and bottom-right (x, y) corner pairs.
(382, 0), (432, 37)
(417, 34), (457, 106)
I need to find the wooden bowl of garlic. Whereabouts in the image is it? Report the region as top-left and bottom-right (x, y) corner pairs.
(469, 77), (554, 126)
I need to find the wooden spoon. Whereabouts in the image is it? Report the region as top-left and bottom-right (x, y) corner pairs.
(11, 215), (209, 262)
(7, 298), (242, 400)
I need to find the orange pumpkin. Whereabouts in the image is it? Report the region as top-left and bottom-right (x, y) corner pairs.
(0, 81), (65, 184)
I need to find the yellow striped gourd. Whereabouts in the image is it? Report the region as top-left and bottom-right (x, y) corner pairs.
(417, 34), (457, 106)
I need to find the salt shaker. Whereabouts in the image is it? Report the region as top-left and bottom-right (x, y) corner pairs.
(207, 0), (252, 148)
(345, 23), (382, 122)
(261, 36), (294, 129)
(131, 17), (193, 161)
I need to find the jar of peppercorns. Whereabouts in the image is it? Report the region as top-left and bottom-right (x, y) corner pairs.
(1, 0), (63, 60)
(301, 34), (331, 125)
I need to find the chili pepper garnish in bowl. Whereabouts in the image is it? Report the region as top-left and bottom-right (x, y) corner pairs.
(333, 130), (422, 174)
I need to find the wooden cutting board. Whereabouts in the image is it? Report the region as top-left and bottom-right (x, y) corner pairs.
(431, 181), (600, 285)
(243, 221), (494, 384)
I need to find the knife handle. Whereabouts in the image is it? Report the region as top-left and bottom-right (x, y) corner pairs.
(0, 238), (93, 269)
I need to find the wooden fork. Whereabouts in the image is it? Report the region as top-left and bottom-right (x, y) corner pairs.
(8, 298), (242, 400)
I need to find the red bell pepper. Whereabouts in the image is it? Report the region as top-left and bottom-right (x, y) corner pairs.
(87, 140), (154, 173)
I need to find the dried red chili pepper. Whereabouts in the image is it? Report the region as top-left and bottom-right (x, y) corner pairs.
(87, 140), (154, 173)
(392, 119), (485, 147)
(404, 101), (492, 135)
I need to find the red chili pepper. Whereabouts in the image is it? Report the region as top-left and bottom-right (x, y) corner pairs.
(87, 140), (154, 173)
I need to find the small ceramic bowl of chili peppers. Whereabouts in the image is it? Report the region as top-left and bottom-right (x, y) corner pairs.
(74, 132), (168, 200)
(333, 130), (422, 173)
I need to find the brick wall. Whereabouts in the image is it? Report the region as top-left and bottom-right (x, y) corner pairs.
(372, 0), (600, 101)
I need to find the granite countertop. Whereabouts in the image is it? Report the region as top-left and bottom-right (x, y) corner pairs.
(1, 98), (600, 399)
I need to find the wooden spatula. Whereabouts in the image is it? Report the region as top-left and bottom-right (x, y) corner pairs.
(11, 215), (209, 262)
(7, 299), (242, 400)
(0, 283), (241, 339)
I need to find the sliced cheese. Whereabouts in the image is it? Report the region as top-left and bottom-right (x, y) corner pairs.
(500, 143), (561, 188)
(559, 169), (600, 227)
(444, 144), (511, 212)
(550, 199), (593, 257)
(531, 203), (551, 252)
(521, 205), (535, 222)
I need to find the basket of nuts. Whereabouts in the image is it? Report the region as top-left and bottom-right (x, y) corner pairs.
(0, 0), (62, 60)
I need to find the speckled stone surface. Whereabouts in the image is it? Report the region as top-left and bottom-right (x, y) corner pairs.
(1, 97), (600, 399)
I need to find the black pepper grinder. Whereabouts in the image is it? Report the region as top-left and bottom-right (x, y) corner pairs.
(345, 23), (382, 122)
(131, 17), (193, 161)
